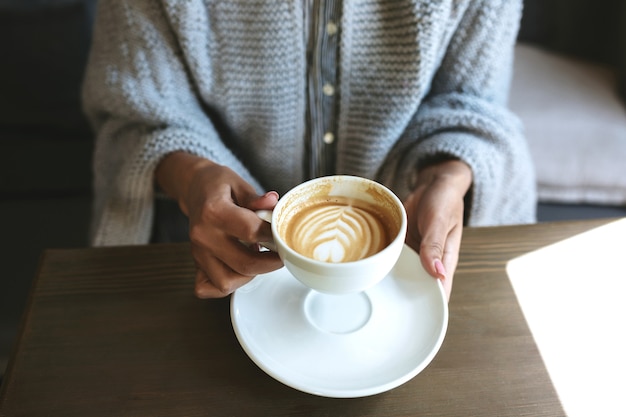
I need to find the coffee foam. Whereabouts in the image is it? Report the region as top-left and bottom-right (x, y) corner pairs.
(282, 197), (394, 263)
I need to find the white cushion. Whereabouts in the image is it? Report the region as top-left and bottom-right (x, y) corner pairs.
(509, 42), (626, 205)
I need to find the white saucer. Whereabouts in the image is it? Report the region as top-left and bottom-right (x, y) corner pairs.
(230, 244), (448, 398)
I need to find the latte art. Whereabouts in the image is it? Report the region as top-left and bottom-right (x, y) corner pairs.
(284, 199), (392, 263)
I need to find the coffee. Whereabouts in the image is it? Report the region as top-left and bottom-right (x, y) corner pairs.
(279, 196), (397, 263)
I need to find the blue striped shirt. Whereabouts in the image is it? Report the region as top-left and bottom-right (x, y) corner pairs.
(305, 0), (341, 178)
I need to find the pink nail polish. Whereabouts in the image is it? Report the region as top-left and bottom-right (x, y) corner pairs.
(434, 259), (447, 280)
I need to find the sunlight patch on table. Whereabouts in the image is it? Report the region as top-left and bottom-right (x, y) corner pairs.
(506, 218), (626, 417)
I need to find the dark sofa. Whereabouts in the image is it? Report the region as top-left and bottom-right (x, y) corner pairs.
(514, 0), (626, 217)
(0, 0), (96, 376)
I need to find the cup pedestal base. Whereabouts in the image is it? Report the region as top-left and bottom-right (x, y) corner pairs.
(303, 291), (372, 334)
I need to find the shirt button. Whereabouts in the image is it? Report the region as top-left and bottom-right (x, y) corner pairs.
(322, 83), (335, 96)
(326, 21), (338, 35)
(323, 132), (335, 144)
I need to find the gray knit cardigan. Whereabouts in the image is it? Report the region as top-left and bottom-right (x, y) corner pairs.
(82, 0), (536, 246)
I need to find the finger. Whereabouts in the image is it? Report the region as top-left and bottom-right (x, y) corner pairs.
(193, 249), (282, 298)
(439, 224), (463, 301)
(191, 238), (282, 279)
(194, 264), (252, 298)
(441, 224), (462, 280)
(247, 191), (279, 211)
(403, 192), (423, 251)
(196, 195), (275, 245)
(418, 218), (449, 281)
(193, 249), (279, 298)
(247, 191), (279, 230)
(439, 270), (453, 302)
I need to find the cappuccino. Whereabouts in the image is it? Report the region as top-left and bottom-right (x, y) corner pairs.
(279, 196), (397, 263)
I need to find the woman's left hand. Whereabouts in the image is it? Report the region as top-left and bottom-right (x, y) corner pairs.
(403, 159), (473, 301)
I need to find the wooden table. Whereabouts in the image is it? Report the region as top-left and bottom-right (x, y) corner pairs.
(1, 218), (625, 416)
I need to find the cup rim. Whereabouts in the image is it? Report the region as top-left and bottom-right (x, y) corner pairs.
(271, 175), (407, 267)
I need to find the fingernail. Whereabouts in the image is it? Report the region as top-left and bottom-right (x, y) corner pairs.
(434, 259), (447, 280)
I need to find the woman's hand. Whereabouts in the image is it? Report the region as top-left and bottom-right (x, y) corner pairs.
(156, 152), (283, 298)
(403, 159), (472, 300)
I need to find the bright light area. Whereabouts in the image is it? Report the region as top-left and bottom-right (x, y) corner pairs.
(506, 218), (626, 417)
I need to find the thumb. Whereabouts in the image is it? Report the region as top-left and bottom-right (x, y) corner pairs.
(246, 191), (279, 211)
(419, 230), (447, 282)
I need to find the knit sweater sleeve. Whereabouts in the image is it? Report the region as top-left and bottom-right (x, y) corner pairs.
(379, 0), (537, 226)
(82, 0), (262, 246)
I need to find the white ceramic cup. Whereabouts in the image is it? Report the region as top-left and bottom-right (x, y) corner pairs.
(263, 175), (407, 294)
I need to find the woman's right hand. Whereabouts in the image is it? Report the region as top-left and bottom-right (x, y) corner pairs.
(155, 152), (283, 298)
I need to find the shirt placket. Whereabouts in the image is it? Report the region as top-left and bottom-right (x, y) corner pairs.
(306, 0), (341, 179)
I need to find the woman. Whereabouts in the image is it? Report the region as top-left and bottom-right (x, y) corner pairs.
(82, 0), (536, 300)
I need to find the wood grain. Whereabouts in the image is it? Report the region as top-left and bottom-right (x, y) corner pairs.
(1, 218), (614, 416)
